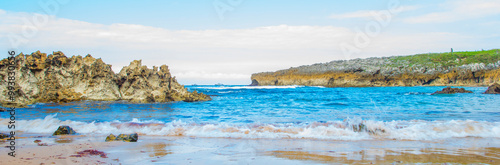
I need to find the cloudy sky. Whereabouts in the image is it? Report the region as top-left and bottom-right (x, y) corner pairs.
(1, 0), (499, 84)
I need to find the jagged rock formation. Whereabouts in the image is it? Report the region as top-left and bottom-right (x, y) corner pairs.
(116, 59), (210, 103)
(251, 51), (500, 87)
(484, 83), (500, 94)
(431, 87), (473, 95)
(0, 51), (210, 107)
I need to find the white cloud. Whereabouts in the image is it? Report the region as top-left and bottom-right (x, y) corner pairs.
(405, 0), (500, 23)
(176, 71), (248, 80)
(329, 5), (420, 19)
(0, 9), (497, 85)
(330, 10), (375, 19)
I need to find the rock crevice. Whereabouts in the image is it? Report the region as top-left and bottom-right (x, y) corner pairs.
(0, 51), (210, 107)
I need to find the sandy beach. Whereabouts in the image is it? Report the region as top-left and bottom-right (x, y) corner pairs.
(2, 134), (500, 164)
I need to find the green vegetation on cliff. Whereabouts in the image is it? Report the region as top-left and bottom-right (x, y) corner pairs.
(389, 49), (500, 68)
(251, 49), (500, 87)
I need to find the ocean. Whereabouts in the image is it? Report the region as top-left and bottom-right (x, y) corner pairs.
(1, 85), (500, 164)
(2, 85), (499, 140)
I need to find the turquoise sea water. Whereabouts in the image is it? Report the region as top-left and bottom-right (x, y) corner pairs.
(1, 85), (499, 140)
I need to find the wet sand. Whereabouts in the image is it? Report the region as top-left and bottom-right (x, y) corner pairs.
(1, 135), (499, 164)
(0, 135), (121, 164)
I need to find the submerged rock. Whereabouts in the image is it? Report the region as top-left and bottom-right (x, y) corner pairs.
(0, 51), (210, 107)
(483, 83), (500, 94)
(105, 133), (138, 142)
(431, 87), (473, 95)
(351, 123), (386, 135)
(352, 123), (367, 133)
(53, 126), (77, 135)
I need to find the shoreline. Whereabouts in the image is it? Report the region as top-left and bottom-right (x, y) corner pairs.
(1, 135), (499, 164)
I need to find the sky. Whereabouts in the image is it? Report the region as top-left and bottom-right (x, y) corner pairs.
(1, 0), (499, 85)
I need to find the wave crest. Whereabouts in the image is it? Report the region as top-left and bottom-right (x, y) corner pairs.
(1, 115), (499, 140)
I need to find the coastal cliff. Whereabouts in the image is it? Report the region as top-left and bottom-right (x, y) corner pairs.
(0, 51), (210, 107)
(251, 49), (500, 87)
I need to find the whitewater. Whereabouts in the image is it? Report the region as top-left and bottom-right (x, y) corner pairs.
(1, 85), (499, 141)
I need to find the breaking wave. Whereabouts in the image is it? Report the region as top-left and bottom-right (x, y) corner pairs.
(1, 114), (499, 141)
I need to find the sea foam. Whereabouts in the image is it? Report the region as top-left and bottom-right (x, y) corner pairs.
(1, 115), (499, 141)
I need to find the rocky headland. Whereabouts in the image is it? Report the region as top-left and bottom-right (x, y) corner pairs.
(0, 51), (210, 107)
(251, 49), (500, 87)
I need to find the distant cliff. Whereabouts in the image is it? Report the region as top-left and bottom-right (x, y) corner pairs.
(0, 51), (210, 107)
(251, 49), (500, 87)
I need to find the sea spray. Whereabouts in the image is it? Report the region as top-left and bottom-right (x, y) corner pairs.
(2, 115), (499, 141)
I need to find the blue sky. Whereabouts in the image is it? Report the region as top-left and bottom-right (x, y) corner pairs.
(1, 0), (499, 84)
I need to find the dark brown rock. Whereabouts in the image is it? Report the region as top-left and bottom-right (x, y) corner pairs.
(0, 133), (9, 139)
(483, 83), (500, 94)
(105, 133), (138, 142)
(53, 126), (77, 135)
(249, 79), (259, 86)
(431, 87), (473, 95)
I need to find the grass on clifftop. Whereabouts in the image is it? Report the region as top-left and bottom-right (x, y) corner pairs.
(389, 49), (500, 68)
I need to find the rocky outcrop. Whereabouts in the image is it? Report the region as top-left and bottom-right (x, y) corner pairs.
(116, 60), (210, 103)
(0, 133), (9, 139)
(53, 126), (77, 135)
(484, 83), (500, 94)
(0, 51), (210, 107)
(251, 68), (500, 87)
(251, 51), (500, 87)
(105, 133), (138, 142)
(431, 87), (473, 95)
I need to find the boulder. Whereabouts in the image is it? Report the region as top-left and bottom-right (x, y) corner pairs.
(0, 133), (9, 139)
(53, 126), (77, 135)
(431, 87), (473, 95)
(105, 133), (138, 142)
(105, 134), (116, 142)
(483, 83), (500, 94)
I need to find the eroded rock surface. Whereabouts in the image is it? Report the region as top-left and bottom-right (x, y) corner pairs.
(0, 51), (210, 107)
(105, 133), (138, 142)
(251, 57), (500, 87)
(484, 83), (500, 94)
(53, 125), (77, 135)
